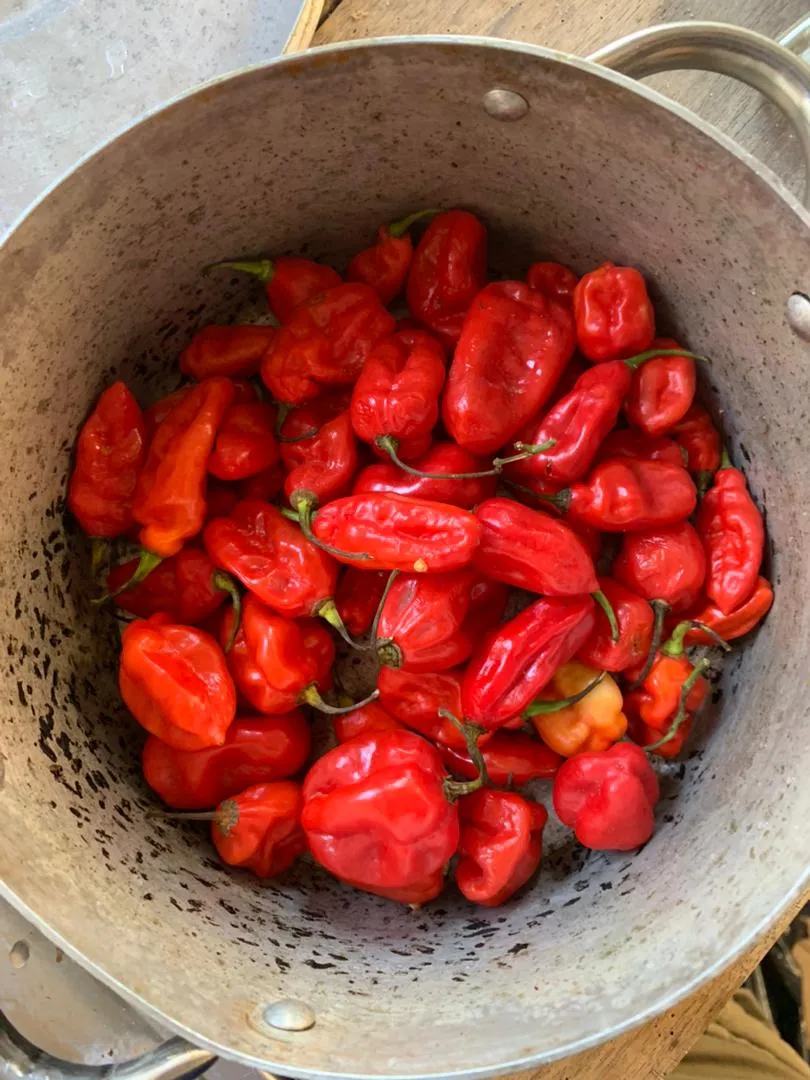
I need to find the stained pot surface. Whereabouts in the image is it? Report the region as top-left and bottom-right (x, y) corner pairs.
(0, 37), (809, 1079)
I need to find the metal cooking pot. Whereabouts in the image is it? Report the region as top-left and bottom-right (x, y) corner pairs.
(1, 20), (810, 1080)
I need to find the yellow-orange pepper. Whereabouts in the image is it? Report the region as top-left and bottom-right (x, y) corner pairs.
(530, 661), (626, 757)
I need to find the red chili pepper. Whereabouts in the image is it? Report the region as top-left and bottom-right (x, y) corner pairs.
(441, 732), (561, 785)
(573, 262), (655, 362)
(283, 412), (359, 525)
(68, 382), (147, 538)
(179, 325), (277, 380)
(376, 666), (469, 750)
(133, 377), (234, 558)
(144, 380), (257, 443)
(106, 547), (240, 626)
(442, 281), (575, 455)
(577, 576), (654, 673)
(333, 699), (404, 743)
(142, 712), (311, 809)
(456, 789), (547, 906)
(682, 576), (773, 645)
(613, 521), (707, 610)
(351, 329), (446, 463)
(238, 462), (285, 503)
(119, 614), (236, 750)
(595, 428), (686, 468)
(213, 257), (342, 323)
(406, 209), (487, 346)
(461, 595), (596, 731)
(310, 493), (482, 572)
(209, 781), (306, 878)
(625, 338), (696, 436)
(347, 210), (438, 304)
(208, 402), (280, 481)
(334, 567), (389, 636)
(526, 261), (578, 309)
(671, 404), (722, 493)
(278, 389), (352, 451)
(696, 463), (764, 615)
(553, 742), (659, 850)
(261, 284), (395, 405)
(352, 442), (497, 509)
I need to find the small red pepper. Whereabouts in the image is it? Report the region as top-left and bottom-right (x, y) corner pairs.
(625, 338), (696, 435)
(442, 281), (575, 455)
(577, 576), (654, 673)
(406, 209), (487, 346)
(142, 711), (311, 810)
(283, 412), (359, 529)
(573, 262), (655, 362)
(334, 567), (389, 636)
(553, 742), (659, 850)
(179, 325), (277, 380)
(347, 210), (438, 304)
(696, 462), (765, 615)
(376, 666), (469, 751)
(613, 521), (707, 611)
(68, 382), (147, 539)
(526, 261), (578, 309)
(213, 257), (342, 323)
(671, 404), (722, 493)
(333, 699), (404, 743)
(456, 790), (547, 906)
(106, 547), (240, 627)
(682, 576), (773, 645)
(119, 614), (236, 750)
(208, 402), (280, 481)
(261, 284), (395, 405)
(595, 428), (686, 468)
(441, 732), (561, 786)
(209, 781), (306, 878)
(352, 442), (497, 509)
(461, 595), (596, 731)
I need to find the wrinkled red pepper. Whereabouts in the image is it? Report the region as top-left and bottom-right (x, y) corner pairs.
(347, 210), (438, 304)
(208, 402), (280, 481)
(214, 256), (341, 323)
(577, 575), (654, 673)
(456, 789), (547, 907)
(595, 428), (686, 468)
(333, 699), (404, 743)
(696, 462), (764, 615)
(179, 324), (277, 380)
(144, 380), (256, 442)
(210, 781), (306, 878)
(613, 521), (707, 612)
(352, 442), (496, 509)
(625, 338), (696, 435)
(440, 732), (561, 786)
(671, 404), (722, 493)
(376, 666), (469, 751)
(283, 412), (359, 526)
(526, 261), (578, 309)
(107, 547), (240, 627)
(573, 262), (655, 362)
(682, 576), (773, 645)
(278, 389), (352, 452)
(335, 567), (389, 636)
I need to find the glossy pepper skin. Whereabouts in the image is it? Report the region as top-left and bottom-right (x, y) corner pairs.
(613, 521), (707, 610)
(558, 458), (697, 532)
(683, 577), (773, 645)
(311, 493), (482, 572)
(351, 329), (446, 461)
(119, 614), (236, 750)
(144, 380), (257, 442)
(462, 595), (596, 731)
(442, 281), (576, 455)
(625, 338), (696, 436)
(530, 662), (627, 757)
(68, 382), (147, 538)
(278, 389), (352, 456)
(696, 466), (764, 615)
(334, 567), (389, 636)
(221, 595), (334, 715)
(526, 261), (578, 309)
(595, 428), (686, 468)
(219, 257), (342, 324)
(333, 700), (404, 743)
(208, 402), (280, 481)
(440, 732), (561, 785)
(456, 790), (547, 907)
(205, 500), (338, 619)
(347, 211), (436, 304)
(406, 209), (487, 346)
(472, 498), (598, 596)
(302, 730), (460, 904)
(261, 283), (395, 405)
(573, 262), (655, 362)
(179, 325), (277, 380)
(353, 442), (496, 509)
(142, 712), (311, 810)
(134, 377), (234, 557)
(283, 412), (359, 509)
(671, 404), (722, 490)
(107, 547), (235, 625)
(377, 666), (469, 751)
(577, 575), (654, 672)
(553, 742), (659, 850)
(211, 781), (306, 878)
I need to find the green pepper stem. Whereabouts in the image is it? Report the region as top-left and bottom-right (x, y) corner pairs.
(314, 597), (364, 650)
(92, 549), (162, 607)
(720, 448), (732, 470)
(90, 537), (109, 577)
(212, 572), (242, 652)
(387, 208), (441, 239)
(626, 599), (670, 691)
(207, 258), (274, 284)
(438, 709), (489, 798)
(289, 490), (372, 562)
(696, 469), (716, 498)
(522, 670), (606, 717)
(301, 685), (380, 715)
(375, 434), (556, 480)
(644, 658), (711, 752)
(274, 401), (294, 437)
(370, 570), (400, 647)
(491, 440), (558, 470)
(592, 589), (619, 643)
(623, 348), (710, 370)
(662, 619), (732, 657)
(278, 425), (320, 444)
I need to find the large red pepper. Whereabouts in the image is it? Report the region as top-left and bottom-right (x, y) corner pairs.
(68, 382), (146, 539)
(577, 575), (654, 673)
(351, 329), (446, 463)
(595, 428), (686, 468)
(406, 209), (487, 346)
(696, 462), (764, 615)
(456, 789), (547, 907)
(278, 389), (352, 452)
(442, 281), (575, 455)
(347, 210), (438, 304)
(573, 262), (655, 362)
(208, 402), (280, 481)
(625, 338), (696, 435)
(440, 732), (561, 785)
(671, 404), (722, 493)
(526, 261), (578, 309)
(553, 742), (659, 850)
(119, 614), (236, 750)
(213, 256), (342, 323)
(613, 521), (707, 610)
(283, 412), (359, 532)
(261, 284), (395, 405)
(682, 576), (773, 645)
(310, 493), (482, 572)
(179, 325), (277, 380)
(208, 781), (306, 878)
(334, 567), (389, 637)
(352, 442), (497, 509)
(461, 595), (596, 731)
(333, 699), (404, 743)
(142, 712), (311, 810)
(133, 377), (234, 558)
(376, 666), (469, 750)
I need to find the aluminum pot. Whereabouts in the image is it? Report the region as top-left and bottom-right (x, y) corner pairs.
(1, 21), (810, 1080)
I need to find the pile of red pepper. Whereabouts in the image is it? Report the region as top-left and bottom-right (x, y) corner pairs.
(67, 209), (772, 908)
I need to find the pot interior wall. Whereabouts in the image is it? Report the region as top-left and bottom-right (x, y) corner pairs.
(0, 40), (809, 1078)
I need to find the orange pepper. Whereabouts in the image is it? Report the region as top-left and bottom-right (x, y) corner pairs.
(529, 661), (626, 757)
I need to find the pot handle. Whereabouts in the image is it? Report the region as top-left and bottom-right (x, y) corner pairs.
(589, 20), (810, 208)
(0, 1009), (216, 1080)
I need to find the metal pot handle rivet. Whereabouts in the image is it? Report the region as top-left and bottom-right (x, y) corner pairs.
(589, 21), (810, 209)
(786, 292), (810, 340)
(262, 999), (316, 1032)
(482, 88), (530, 121)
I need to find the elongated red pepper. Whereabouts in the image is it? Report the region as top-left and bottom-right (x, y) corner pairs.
(406, 209), (487, 346)
(441, 732), (561, 785)
(442, 281), (576, 455)
(213, 256), (341, 323)
(144, 380), (256, 443)
(142, 712), (311, 810)
(577, 576), (654, 673)
(335, 567), (389, 636)
(595, 428), (686, 468)
(553, 742), (659, 850)
(334, 699), (404, 743)
(682, 576), (773, 645)
(376, 666), (469, 750)
(310, 493), (482, 571)
(179, 325), (277, 380)
(133, 377), (234, 558)
(461, 595), (596, 731)
(613, 521), (707, 610)
(696, 463), (764, 614)
(278, 389), (353, 453)
(347, 210), (438, 304)
(261, 283), (395, 405)
(625, 338), (696, 435)
(208, 402), (280, 481)
(352, 442), (497, 509)
(283, 412), (359, 528)
(671, 404), (722, 492)
(573, 262), (655, 362)
(456, 790), (547, 906)
(68, 382), (146, 538)
(209, 781), (306, 878)
(526, 261), (578, 309)
(119, 614), (236, 750)
(352, 329), (446, 462)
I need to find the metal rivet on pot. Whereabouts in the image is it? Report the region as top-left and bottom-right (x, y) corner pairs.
(786, 292), (810, 341)
(262, 999), (316, 1032)
(9, 940), (30, 969)
(482, 88), (529, 121)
